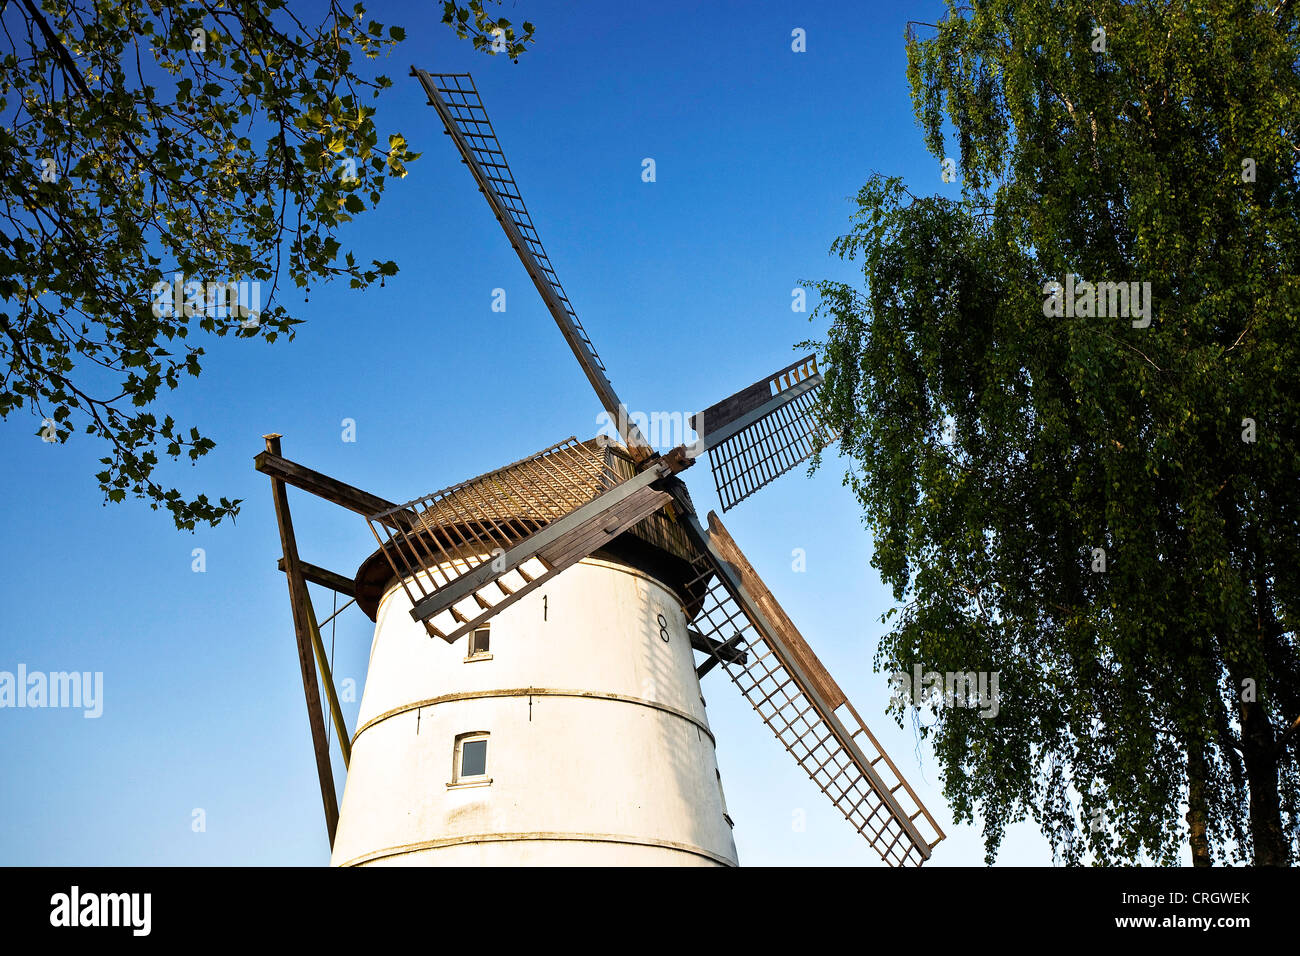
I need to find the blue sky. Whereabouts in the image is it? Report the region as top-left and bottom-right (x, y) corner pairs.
(0, 0), (1054, 865)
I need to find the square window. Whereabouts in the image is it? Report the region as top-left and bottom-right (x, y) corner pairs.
(470, 626), (490, 656)
(457, 735), (488, 780)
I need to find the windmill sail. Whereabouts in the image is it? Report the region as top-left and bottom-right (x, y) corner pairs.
(692, 356), (837, 512)
(413, 68), (652, 459)
(681, 510), (945, 866)
(367, 437), (687, 643)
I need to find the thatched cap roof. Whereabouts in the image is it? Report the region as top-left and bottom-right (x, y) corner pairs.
(353, 436), (701, 620)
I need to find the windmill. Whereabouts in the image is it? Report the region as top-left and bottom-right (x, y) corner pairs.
(256, 68), (945, 867)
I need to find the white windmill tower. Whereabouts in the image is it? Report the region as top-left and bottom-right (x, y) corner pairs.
(257, 69), (945, 867)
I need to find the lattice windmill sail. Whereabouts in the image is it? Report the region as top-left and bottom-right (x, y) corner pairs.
(691, 355), (839, 512)
(366, 436), (690, 643)
(413, 70), (650, 457)
(684, 512), (939, 865)
(257, 67), (945, 868)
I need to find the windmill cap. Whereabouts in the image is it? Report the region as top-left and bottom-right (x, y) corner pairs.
(352, 435), (701, 621)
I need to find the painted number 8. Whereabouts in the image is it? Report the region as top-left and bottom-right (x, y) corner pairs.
(657, 613), (670, 643)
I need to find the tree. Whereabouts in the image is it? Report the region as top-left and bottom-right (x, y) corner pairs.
(0, 1), (533, 530)
(803, 0), (1299, 865)
(439, 1), (534, 60)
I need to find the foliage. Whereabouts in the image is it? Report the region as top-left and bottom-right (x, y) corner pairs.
(0, 0), (429, 527)
(803, 0), (1300, 864)
(440, 1), (534, 60)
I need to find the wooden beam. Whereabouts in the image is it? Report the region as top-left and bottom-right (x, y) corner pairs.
(303, 591), (351, 769)
(263, 434), (339, 847)
(277, 558), (356, 598)
(689, 627), (748, 680)
(254, 449), (407, 524)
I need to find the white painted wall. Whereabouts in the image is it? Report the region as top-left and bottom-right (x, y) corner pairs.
(331, 556), (739, 866)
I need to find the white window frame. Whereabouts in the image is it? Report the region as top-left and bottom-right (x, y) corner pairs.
(448, 732), (492, 789)
(464, 625), (492, 662)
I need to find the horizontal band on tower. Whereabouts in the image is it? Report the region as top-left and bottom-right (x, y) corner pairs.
(351, 687), (716, 747)
(338, 830), (737, 868)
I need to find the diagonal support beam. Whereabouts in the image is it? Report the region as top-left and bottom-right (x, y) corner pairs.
(255, 450), (413, 528)
(303, 591), (351, 769)
(263, 434), (339, 847)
